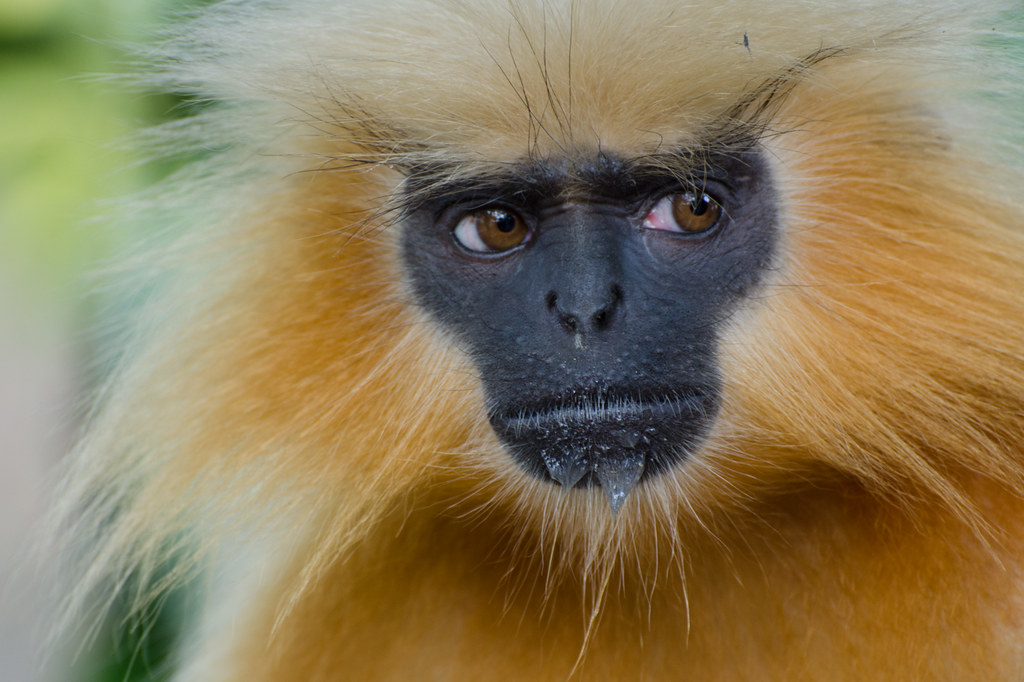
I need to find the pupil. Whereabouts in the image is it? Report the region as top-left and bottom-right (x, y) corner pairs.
(494, 212), (517, 233)
(690, 193), (709, 216)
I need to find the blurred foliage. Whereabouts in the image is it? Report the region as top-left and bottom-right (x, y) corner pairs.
(78, 580), (195, 682)
(0, 2), (209, 680)
(0, 0), (204, 315)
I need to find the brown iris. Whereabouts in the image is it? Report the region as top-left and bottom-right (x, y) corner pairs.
(454, 208), (530, 252)
(671, 191), (721, 233)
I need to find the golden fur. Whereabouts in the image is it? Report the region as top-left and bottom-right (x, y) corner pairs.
(56, 0), (1024, 679)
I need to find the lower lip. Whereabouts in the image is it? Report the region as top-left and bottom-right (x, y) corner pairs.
(495, 393), (707, 436)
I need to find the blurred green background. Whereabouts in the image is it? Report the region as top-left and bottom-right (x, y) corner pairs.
(0, 1), (205, 680)
(1, 0), (189, 309)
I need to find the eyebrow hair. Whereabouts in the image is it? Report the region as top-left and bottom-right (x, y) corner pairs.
(396, 149), (745, 218)
(713, 44), (848, 145)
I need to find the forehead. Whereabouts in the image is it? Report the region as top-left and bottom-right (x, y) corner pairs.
(267, 0), (903, 164)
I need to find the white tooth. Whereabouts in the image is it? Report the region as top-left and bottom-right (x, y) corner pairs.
(594, 453), (645, 514)
(542, 449), (588, 489)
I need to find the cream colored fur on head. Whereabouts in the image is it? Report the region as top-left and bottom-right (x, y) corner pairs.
(52, 1), (1024, 680)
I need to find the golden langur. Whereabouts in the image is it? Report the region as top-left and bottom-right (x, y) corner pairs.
(56, 0), (1024, 679)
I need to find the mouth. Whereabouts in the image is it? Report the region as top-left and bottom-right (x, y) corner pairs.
(489, 388), (715, 513)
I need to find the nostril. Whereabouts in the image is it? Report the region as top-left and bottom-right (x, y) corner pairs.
(547, 291), (580, 333)
(547, 285), (621, 335)
(610, 284), (623, 305)
(591, 284), (622, 331)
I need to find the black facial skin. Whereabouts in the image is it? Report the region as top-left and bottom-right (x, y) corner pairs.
(401, 148), (778, 506)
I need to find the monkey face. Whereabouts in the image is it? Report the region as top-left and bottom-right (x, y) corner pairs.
(402, 148), (778, 509)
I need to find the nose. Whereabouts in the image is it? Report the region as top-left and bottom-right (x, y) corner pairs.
(545, 283), (623, 335)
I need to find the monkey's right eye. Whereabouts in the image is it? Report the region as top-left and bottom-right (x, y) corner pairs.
(452, 208), (531, 253)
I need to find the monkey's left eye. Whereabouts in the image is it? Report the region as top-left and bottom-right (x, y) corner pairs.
(642, 191), (722, 235)
(452, 208), (531, 253)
